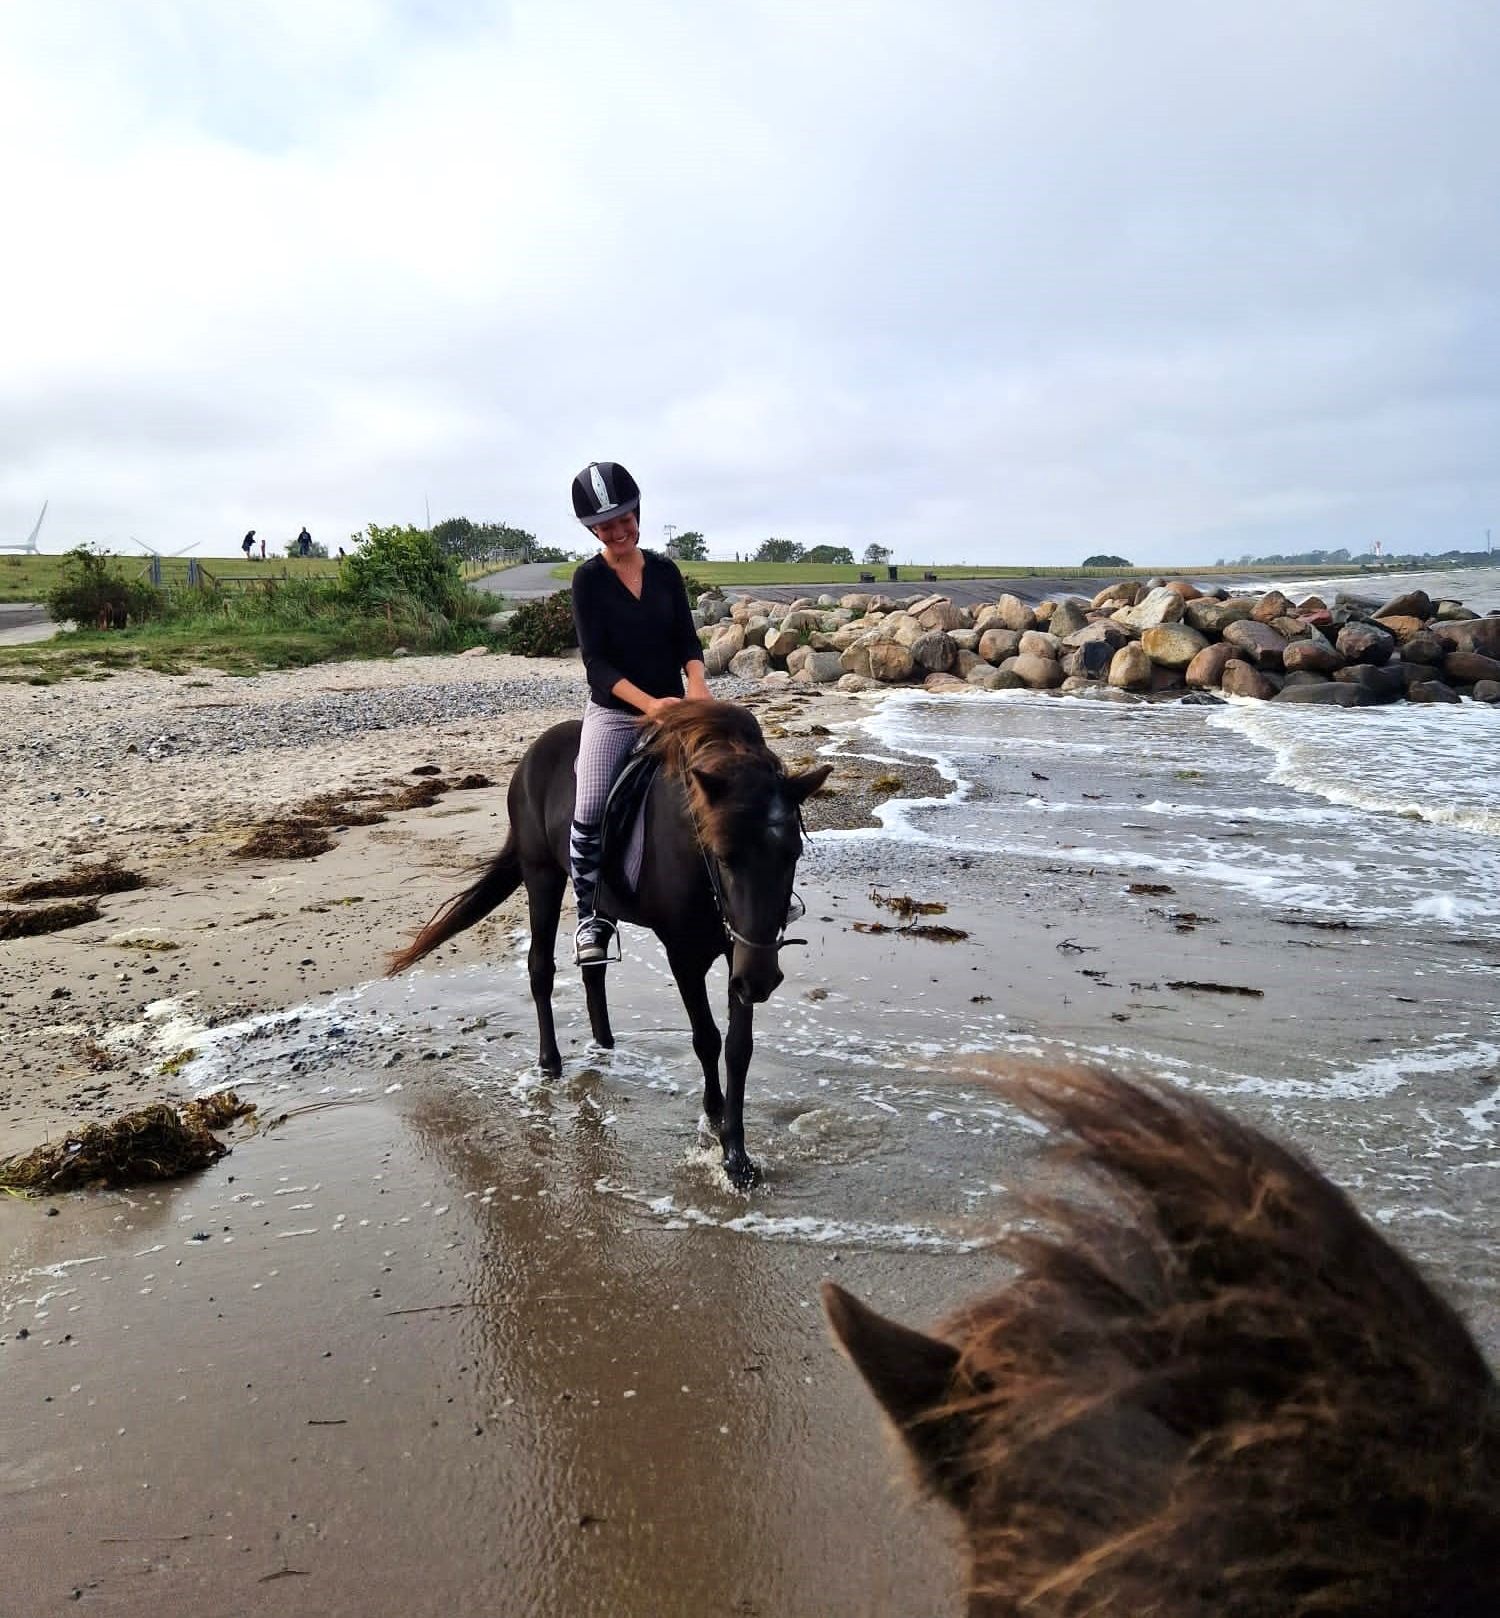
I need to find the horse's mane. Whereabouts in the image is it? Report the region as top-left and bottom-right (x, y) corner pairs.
(642, 700), (785, 841)
(894, 1066), (1498, 1616)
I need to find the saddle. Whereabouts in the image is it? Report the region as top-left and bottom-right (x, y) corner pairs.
(599, 740), (660, 901)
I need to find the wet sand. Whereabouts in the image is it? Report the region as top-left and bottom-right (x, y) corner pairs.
(3, 662), (1497, 1616)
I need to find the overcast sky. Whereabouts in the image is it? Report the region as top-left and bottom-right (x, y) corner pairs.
(3, 1), (1497, 564)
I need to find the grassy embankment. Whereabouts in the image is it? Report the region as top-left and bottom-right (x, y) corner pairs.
(0, 552), (341, 605)
(0, 549), (500, 685)
(547, 560), (1385, 587)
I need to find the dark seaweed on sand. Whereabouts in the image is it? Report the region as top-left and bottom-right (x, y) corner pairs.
(0, 899), (101, 939)
(0, 1091), (256, 1194)
(3, 860), (148, 903)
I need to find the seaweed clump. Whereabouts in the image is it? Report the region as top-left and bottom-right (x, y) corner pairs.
(0, 899), (102, 940)
(3, 861), (148, 902)
(232, 819), (335, 860)
(0, 1090), (256, 1194)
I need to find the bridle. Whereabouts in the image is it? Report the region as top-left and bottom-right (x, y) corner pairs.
(691, 813), (808, 955)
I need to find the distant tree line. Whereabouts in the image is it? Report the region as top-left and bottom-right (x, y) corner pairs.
(1217, 544), (1498, 568)
(1082, 553), (1132, 568)
(428, 517), (570, 567)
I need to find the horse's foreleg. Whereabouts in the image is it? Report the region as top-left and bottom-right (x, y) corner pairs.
(525, 864), (566, 1076)
(669, 952), (724, 1133)
(721, 990), (758, 1190)
(582, 962), (614, 1048)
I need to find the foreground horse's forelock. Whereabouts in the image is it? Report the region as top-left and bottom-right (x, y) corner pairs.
(825, 1064), (1499, 1618)
(646, 702), (830, 1002)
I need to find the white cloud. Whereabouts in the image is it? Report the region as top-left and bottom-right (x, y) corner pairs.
(2, 0), (1497, 562)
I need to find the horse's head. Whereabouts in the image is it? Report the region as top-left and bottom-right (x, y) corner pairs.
(823, 1064), (1500, 1617)
(689, 757), (831, 1004)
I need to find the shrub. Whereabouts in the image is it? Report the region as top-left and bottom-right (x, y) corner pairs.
(46, 548), (164, 630)
(1082, 553), (1133, 568)
(504, 590), (577, 657)
(342, 524), (462, 615)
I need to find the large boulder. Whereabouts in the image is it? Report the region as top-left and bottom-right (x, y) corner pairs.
(1141, 623), (1209, 669)
(1163, 579), (1204, 602)
(742, 617), (771, 647)
(978, 627), (1023, 663)
(967, 664), (1025, 690)
(703, 638), (738, 675)
(785, 645), (811, 676)
(1221, 660), (1278, 700)
(1250, 589), (1295, 624)
(1222, 619), (1290, 668)
(1443, 650), (1500, 685)
(1091, 580), (1140, 609)
(1063, 619), (1129, 650)
(1047, 598), (1090, 638)
(990, 594), (1036, 632)
(1400, 632), (1445, 666)
(1062, 641), (1114, 679)
(1271, 681), (1371, 706)
(1432, 618), (1500, 660)
(1012, 652), (1064, 690)
(1407, 680), (1461, 704)
(950, 628), (980, 652)
(712, 622), (746, 656)
(1332, 663), (1404, 701)
(729, 646), (771, 680)
(1018, 629), (1063, 659)
(838, 644), (874, 679)
(1113, 587), (1185, 632)
(1336, 622), (1396, 666)
(1373, 615), (1427, 645)
(1376, 589), (1433, 620)
(1185, 597), (1253, 636)
(869, 641), (916, 682)
(1282, 636), (1344, 675)
(1185, 642), (1238, 689)
(911, 630), (959, 673)
(1472, 680), (1500, 704)
(1433, 601), (1478, 622)
(922, 672), (970, 694)
(954, 648), (983, 678)
(802, 650), (843, 684)
(764, 626), (801, 661)
(836, 673), (877, 692)
(1108, 643), (1152, 690)
(917, 599), (965, 632)
(882, 611), (923, 647)
(839, 593), (871, 612)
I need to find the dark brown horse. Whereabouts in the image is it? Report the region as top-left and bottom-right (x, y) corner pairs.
(825, 1065), (1498, 1617)
(390, 701), (829, 1188)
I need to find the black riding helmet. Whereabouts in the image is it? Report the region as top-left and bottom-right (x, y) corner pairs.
(572, 461), (641, 529)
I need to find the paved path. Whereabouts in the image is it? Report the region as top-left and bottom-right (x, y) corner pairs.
(0, 603), (54, 646)
(471, 562), (569, 600)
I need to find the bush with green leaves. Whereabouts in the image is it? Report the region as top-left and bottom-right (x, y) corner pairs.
(503, 590), (577, 657)
(46, 547), (165, 630)
(342, 524), (462, 615)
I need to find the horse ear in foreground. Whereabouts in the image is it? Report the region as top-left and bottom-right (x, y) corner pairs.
(388, 701), (830, 1188)
(824, 1065), (1499, 1617)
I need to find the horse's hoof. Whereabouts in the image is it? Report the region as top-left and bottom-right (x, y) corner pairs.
(723, 1153), (761, 1192)
(540, 1055), (563, 1079)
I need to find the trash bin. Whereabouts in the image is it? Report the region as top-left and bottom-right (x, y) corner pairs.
(886, 564), (899, 582)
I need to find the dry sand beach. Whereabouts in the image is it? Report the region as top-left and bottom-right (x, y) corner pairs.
(2, 640), (1496, 1616)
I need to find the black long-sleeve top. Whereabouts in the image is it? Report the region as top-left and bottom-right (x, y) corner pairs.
(570, 550), (704, 712)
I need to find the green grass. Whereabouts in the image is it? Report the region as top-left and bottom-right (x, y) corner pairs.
(0, 552), (342, 604)
(546, 559), (1388, 588)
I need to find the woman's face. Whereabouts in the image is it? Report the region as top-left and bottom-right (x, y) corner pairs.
(592, 511), (640, 563)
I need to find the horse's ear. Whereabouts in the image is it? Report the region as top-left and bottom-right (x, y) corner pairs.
(786, 764), (833, 804)
(691, 766), (732, 803)
(822, 1282), (969, 1505)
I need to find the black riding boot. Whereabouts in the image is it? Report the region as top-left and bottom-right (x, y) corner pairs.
(568, 819), (615, 966)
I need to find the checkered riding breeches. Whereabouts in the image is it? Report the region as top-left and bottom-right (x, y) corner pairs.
(573, 702), (641, 829)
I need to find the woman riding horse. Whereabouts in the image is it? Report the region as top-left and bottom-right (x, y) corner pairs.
(568, 460), (711, 966)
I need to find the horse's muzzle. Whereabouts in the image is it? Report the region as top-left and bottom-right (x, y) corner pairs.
(730, 966), (784, 1006)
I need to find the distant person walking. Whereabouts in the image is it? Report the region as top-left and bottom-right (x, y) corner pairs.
(242, 530), (255, 560)
(259, 536), (266, 561)
(297, 526), (312, 557)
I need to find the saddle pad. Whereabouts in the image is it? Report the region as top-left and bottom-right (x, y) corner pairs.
(599, 743), (659, 898)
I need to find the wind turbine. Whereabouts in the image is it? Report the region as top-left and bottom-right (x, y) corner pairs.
(0, 501), (47, 554)
(128, 535), (199, 560)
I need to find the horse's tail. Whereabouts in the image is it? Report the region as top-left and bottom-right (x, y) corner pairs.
(387, 834), (524, 975)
